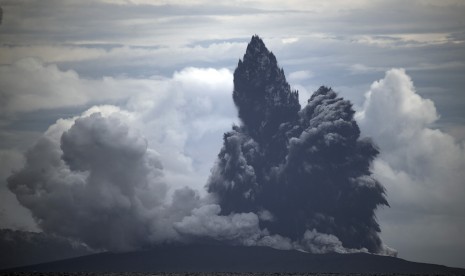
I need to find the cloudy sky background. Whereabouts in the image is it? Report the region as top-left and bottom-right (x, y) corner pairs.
(1, 0), (465, 268)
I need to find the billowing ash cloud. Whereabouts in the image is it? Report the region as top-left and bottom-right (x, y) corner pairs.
(7, 36), (395, 256)
(7, 107), (202, 251)
(208, 35), (390, 254)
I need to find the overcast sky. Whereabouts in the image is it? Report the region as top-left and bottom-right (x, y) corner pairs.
(1, 0), (465, 268)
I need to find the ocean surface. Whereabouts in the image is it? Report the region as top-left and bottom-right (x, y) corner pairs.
(0, 273), (461, 276)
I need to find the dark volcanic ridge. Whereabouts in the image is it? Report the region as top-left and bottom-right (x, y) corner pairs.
(0, 229), (93, 270)
(5, 245), (465, 274)
(1, 274), (463, 276)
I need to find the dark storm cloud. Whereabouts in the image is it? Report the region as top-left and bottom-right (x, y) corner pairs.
(208, 36), (391, 254)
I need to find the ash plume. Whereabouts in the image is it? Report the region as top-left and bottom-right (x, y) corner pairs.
(208, 35), (389, 253)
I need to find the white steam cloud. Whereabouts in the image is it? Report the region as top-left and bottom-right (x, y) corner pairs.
(357, 69), (465, 213)
(356, 69), (465, 258)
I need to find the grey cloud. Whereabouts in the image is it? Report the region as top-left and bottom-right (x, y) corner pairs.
(0, 63), (237, 227)
(8, 111), (171, 251)
(62, 113), (146, 166)
(299, 229), (363, 254)
(53, 42), (245, 78)
(174, 204), (262, 245)
(0, 149), (38, 231)
(0, 58), (133, 119)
